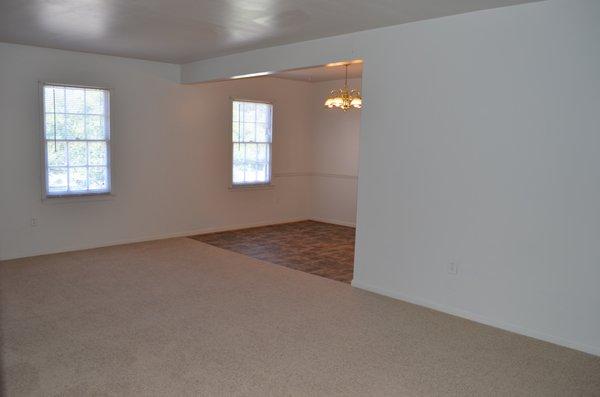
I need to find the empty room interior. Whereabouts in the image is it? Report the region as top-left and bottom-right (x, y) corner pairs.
(0, 0), (599, 395)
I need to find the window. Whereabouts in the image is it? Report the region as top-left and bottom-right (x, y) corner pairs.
(231, 100), (273, 186)
(41, 83), (111, 197)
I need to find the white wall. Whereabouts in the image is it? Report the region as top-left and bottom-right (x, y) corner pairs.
(2, 0), (598, 357)
(0, 43), (360, 260)
(0, 43), (315, 260)
(310, 78), (361, 226)
(181, 0), (600, 355)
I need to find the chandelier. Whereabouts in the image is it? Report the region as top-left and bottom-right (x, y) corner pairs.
(324, 63), (362, 111)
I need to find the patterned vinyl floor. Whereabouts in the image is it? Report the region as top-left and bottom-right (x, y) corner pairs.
(190, 221), (355, 283)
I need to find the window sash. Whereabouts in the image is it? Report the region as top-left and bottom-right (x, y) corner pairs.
(41, 83), (112, 198)
(231, 100), (273, 186)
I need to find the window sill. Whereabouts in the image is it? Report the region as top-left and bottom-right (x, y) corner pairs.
(42, 192), (115, 204)
(229, 183), (275, 191)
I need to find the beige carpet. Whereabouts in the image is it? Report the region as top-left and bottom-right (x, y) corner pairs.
(1, 238), (599, 396)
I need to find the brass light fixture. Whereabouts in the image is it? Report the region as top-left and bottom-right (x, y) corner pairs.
(324, 63), (362, 111)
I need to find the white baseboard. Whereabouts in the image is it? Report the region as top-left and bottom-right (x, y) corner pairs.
(351, 279), (600, 357)
(0, 217), (307, 261)
(310, 217), (356, 228)
(1, 216), (358, 261)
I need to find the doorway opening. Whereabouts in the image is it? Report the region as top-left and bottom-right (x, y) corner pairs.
(190, 60), (363, 283)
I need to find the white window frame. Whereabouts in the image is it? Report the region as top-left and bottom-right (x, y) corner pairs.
(39, 81), (113, 199)
(230, 98), (274, 189)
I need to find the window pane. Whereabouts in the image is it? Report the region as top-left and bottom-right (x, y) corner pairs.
(65, 115), (85, 140)
(47, 141), (67, 166)
(245, 164), (257, 183)
(45, 114), (66, 139)
(243, 102), (256, 122)
(233, 164), (244, 184)
(44, 86), (65, 113)
(257, 144), (268, 162)
(68, 141), (87, 166)
(232, 122), (240, 141)
(89, 167), (108, 190)
(256, 103), (269, 123)
(256, 163), (267, 182)
(233, 143), (244, 165)
(246, 143), (257, 163)
(255, 123), (270, 142)
(48, 167), (68, 192)
(66, 88), (85, 113)
(85, 89), (105, 114)
(69, 167), (88, 191)
(86, 115), (105, 139)
(242, 123), (256, 142)
(232, 102), (239, 122)
(44, 86), (56, 113)
(88, 142), (107, 165)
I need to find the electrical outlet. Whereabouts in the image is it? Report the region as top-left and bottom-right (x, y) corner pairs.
(448, 261), (459, 275)
(30, 217), (38, 227)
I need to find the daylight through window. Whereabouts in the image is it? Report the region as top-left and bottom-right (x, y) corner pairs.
(232, 100), (272, 186)
(42, 84), (111, 197)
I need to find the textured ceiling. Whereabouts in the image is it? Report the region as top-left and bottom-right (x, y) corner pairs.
(0, 0), (543, 63)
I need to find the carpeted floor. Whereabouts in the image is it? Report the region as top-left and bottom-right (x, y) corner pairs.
(190, 220), (355, 283)
(1, 238), (599, 396)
